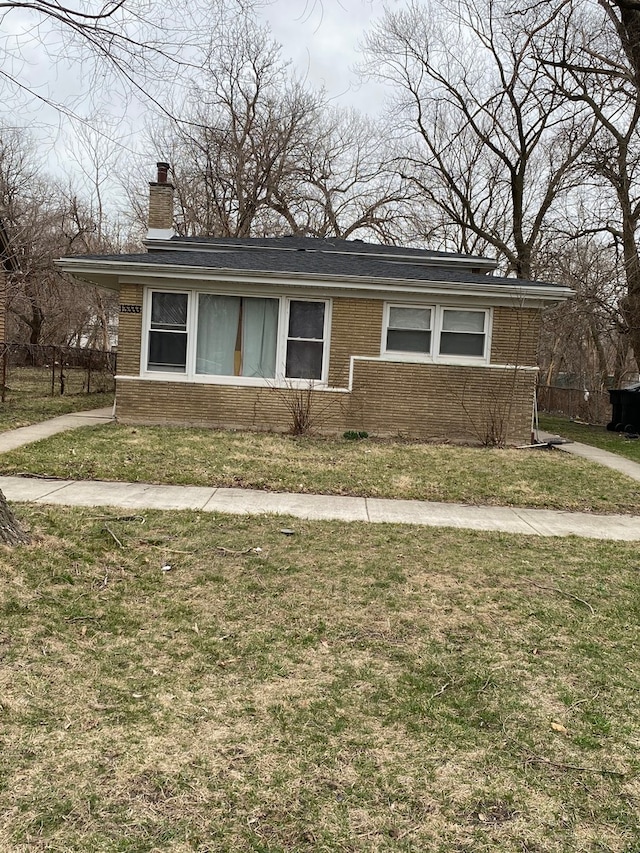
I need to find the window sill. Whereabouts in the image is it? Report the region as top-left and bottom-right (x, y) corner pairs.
(135, 371), (330, 390)
(379, 352), (490, 367)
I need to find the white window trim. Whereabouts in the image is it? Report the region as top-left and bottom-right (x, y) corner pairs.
(381, 302), (492, 366)
(143, 289), (192, 375)
(141, 287), (332, 388)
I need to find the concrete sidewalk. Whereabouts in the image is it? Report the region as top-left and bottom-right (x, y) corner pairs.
(537, 429), (640, 483)
(0, 408), (638, 540)
(1, 474), (638, 541)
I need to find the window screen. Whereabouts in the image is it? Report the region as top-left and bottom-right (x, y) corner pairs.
(439, 309), (486, 357)
(148, 292), (188, 372)
(386, 306), (431, 353)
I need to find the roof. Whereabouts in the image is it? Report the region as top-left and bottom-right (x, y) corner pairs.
(74, 248), (559, 289)
(58, 235), (574, 303)
(149, 234), (497, 271)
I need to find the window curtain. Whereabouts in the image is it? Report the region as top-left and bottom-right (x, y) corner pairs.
(242, 298), (278, 378)
(196, 295), (241, 375)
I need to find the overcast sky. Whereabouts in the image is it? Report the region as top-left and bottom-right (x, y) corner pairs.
(260, 0), (390, 111)
(2, 0), (401, 209)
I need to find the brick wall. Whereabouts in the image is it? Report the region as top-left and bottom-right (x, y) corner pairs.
(115, 292), (538, 444)
(328, 298), (383, 386)
(116, 379), (347, 433)
(491, 306), (541, 366)
(345, 360), (535, 444)
(148, 183), (174, 231)
(118, 283), (143, 375)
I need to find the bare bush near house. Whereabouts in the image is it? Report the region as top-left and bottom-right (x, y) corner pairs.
(267, 381), (341, 436)
(456, 367), (521, 447)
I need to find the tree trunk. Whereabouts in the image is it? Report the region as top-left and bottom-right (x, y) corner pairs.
(0, 489), (31, 545)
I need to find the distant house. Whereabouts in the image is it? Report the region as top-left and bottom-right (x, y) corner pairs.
(58, 164), (573, 444)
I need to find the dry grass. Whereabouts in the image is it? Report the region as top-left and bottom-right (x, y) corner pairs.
(539, 414), (640, 464)
(1, 423), (640, 513)
(0, 365), (113, 431)
(0, 505), (638, 851)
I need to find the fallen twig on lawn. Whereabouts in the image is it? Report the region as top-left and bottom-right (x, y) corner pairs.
(570, 691), (600, 709)
(89, 514), (145, 523)
(429, 681), (450, 700)
(149, 545), (194, 554)
(521, 580), (595, 615)
(104, 525), (123, 548)
(525, 754), (625, 777)
(64, 615), (103, 622)
(12, 472), (60, 479)
(216, 546), (261, 556)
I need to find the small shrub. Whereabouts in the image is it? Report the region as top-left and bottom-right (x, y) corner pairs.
(343, 430), (369, 441)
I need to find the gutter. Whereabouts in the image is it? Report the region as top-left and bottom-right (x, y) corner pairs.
(57, 257), (575, 304)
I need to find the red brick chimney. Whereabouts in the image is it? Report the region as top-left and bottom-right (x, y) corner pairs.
(147, 161), (174, 240)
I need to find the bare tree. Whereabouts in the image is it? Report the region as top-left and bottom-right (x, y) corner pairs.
(362, 0), (596, 277)
(0, 0), (259, 125)
(0, 125), (123, 347)
(537, 232), (632, 388)
(270, 108), (411, 241)
(142, 18), (411, 241)
(530, 0), (640, 370)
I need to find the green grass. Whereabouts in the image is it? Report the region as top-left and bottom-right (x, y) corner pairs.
(0, 366), (114, 431)
(0, 505), (638, 851)
(539, 414), (640, 464)
(1, 422), (640, 513)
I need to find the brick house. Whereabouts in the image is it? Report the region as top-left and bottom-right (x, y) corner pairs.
(58, 164), (573, 444)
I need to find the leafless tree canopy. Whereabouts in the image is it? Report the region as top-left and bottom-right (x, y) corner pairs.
(359, 0), (640, 380)
(139, 18), (412, 242)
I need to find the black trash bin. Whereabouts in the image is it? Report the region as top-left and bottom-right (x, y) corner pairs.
(607, 382), (640, 432)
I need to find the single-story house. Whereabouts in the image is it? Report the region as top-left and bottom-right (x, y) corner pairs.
(58, 164), (573, 444)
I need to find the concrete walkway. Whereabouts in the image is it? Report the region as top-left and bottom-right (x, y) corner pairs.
(0, 406), (114, 452)
(0, 408), (638, 541)
(537, 430), (640, 483)
(0, 473), (638, 541)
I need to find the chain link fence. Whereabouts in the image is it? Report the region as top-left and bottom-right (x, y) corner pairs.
(0, 343), (117, 401)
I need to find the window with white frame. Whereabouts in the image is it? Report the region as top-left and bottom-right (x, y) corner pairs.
(439, 309), (487, 357)
(385, 305), (432, 354)
(286, 300), (326, 380)
(383, 303), (489, 362)
(196, 294), (278, 378)
(144, 291), (329, 383)
(148, 292), (188, 372)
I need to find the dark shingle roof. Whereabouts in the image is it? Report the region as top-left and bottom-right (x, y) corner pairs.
(163, 234), (491, 265)
(81, 246), (560, 289)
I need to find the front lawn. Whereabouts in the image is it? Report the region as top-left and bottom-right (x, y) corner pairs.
(1, 423), (640, 513)
(539, 414), (640, 464)
(0, 391), (114, 432)
(0, 507), (638, 852)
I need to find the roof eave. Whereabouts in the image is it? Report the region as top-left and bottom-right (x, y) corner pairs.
(56, 258), (574, 304)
